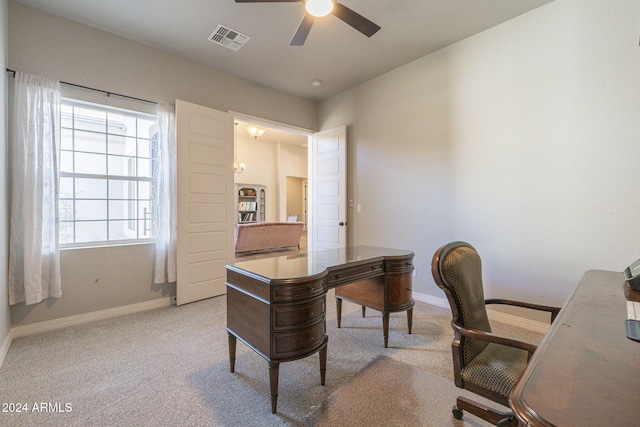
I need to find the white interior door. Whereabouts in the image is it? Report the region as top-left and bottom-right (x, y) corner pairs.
(176, 100), (234, 306)
(310, 126), (347, 252)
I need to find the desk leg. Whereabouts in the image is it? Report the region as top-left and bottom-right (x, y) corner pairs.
(407, 307), (413, 334)
(319, 344), (327, 386)
(269, 362), (280, 414)
(382, 312), (389, 348)
(228, 332), (236, 373)
(336, 298), (342, 328)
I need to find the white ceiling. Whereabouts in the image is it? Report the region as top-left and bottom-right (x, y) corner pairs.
(13, 0), (554, 102)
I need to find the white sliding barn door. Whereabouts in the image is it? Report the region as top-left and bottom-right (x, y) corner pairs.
(310, 126), (347, 252)
(175, 100), (233, 306)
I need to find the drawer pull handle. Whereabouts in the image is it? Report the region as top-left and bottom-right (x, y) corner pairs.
(309, 336), (315, 341)
(309, 311), (314, 316)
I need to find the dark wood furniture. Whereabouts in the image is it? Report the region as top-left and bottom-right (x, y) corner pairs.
(226, 245), (414, 413)
(432, 241), (560, 426)
(510, 270), (640, 426)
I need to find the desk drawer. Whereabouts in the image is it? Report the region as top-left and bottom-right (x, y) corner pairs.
(385, 259), (414, 273)
(272, 297), (325, 331)
(327, 261), (384, 286)
(272, 320), (326, 359)
(271, 278), (325, 302)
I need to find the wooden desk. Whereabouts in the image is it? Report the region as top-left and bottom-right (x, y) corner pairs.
(225, 246), (414, 413)
(510, 270), (640, 426)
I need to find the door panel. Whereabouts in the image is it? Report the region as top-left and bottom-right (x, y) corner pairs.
(176, 100), (233, 305)
(310, 126), (346, 251)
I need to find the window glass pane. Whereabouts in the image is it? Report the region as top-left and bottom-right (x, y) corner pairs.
(60, 100), (157, 246)
(138, 138), (150, 158)
(108, 200), (129, 220)
(138, 181), (151, 200)
(60, 177), (74, 199)
(139, 218), (153, 238)
(74, 130), (106, 154)
(138, 119), (156, 139)
(61, 128), (73, 150)
(108, 136), (137, 156)
(59, 200), (74, 222)
(60, 150), (73, 173)
(74, 107), (106, 133)
(61, 104), (73, 128)
(75, 152), (106, 175)
(76, 221), (107, 243)
(108, 155), (135, 176)
(108, 220), (136, 241)
(108, 112), (136, 138)
(108, 179), (136, 199)
(59, 221), (74, 244)
(75, 178), (107, 199)
(138, 157), (152, 178)
(75, 200), (107, 221)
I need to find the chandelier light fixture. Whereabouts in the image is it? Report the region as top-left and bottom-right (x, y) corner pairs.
(245, 125), (267, 139)
(234, 122), (245, 174)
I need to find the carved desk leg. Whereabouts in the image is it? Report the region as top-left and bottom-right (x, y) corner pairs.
(382, 312), (390, 348)
(319, 342), (327, 386)
(228, 332), (237, 373)
(269, 362), (280, 414)
(336, 298), (343, 328)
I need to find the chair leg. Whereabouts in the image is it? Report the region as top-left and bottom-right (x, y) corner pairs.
(455, 396), (518, 426)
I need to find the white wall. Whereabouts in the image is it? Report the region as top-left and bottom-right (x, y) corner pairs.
(8, 2), (316, 326)
(319, 0), (640, 312)
(0, 0), (10, 361)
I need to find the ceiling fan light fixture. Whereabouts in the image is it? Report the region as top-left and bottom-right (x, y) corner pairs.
(305, 0), (333, 18)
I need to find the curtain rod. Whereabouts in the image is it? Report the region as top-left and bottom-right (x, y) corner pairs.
(6, 68), (157, 105)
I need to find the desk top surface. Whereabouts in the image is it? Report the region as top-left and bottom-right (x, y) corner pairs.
(510, 270), (640, 426)
(226, 245), (413, 280)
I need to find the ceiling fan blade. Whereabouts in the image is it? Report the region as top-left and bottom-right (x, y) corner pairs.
(332, 2), (381, 37)
(290, 14), (315, 46)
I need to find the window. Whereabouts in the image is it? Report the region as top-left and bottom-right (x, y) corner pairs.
(59, 100), (158, 246)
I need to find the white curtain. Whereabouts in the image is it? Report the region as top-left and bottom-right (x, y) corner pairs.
(153, 103), (177, 284)
(8, 72), (62, 305)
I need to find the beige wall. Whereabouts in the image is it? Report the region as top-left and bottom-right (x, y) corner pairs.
(233, 135), (308, 222)
(0, 0), (10, 355)
(319, 0), (640, 312)
(8, 2), (316, 326)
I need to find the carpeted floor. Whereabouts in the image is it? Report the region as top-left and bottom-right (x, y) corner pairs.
(0, 290), (542, 426)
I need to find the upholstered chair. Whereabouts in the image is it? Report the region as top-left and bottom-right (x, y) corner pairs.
(431, 241), (560, 426)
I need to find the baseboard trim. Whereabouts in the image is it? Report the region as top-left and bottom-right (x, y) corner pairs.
(10, 297), (173, 339)
(413, 291), (550, 334)
(0, 330), (12, 370)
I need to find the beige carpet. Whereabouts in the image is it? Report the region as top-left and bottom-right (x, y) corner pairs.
(0, 291), (540, 426)
(314, 355), (495, 427)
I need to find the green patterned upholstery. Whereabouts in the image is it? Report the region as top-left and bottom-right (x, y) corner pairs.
(435, 242), (529, 399)
(460, 342), (528, 398)
(439, 245), (491, 365)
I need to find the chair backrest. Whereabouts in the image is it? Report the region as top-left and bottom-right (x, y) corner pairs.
(287, 215), (299, 222)
(432, 241), (491, 364)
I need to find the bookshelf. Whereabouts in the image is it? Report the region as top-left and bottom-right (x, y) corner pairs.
(236, 184), (266, 223)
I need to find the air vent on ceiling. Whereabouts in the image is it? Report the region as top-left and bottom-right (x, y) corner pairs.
(208, 24), (249, 51)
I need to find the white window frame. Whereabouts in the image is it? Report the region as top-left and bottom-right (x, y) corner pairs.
(59, 99), (158, 248)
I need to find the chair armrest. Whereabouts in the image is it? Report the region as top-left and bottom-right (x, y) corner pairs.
(485, 299), (561, 323)
(451, 320), (538, 356)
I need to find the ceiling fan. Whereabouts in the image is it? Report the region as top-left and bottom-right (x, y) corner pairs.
(235, 0), (381, 46)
